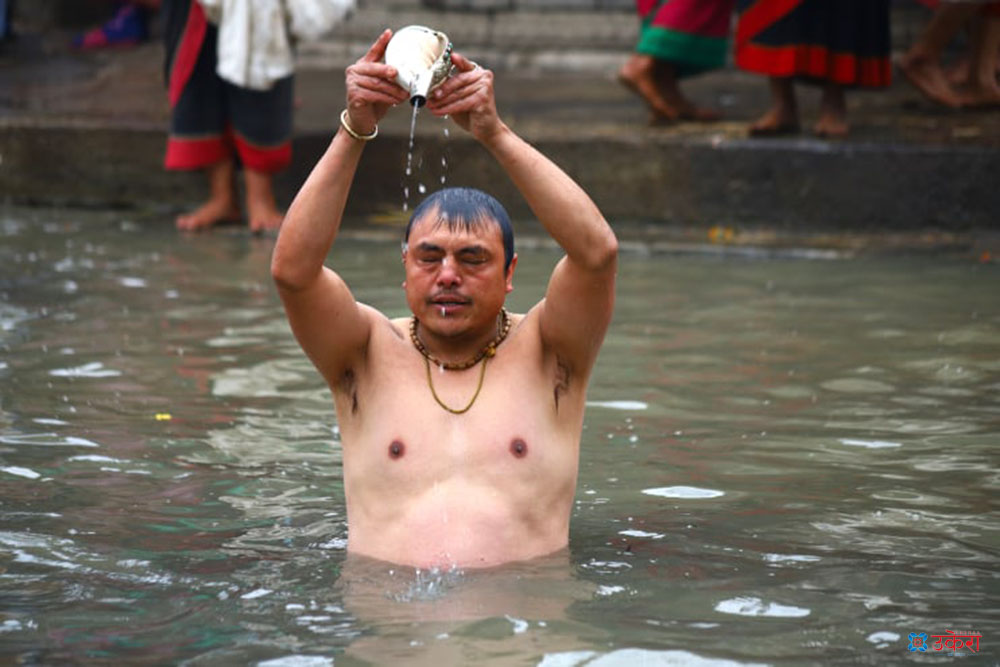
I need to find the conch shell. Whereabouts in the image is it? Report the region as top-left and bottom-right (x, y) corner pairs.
(384, 25), (453, 106)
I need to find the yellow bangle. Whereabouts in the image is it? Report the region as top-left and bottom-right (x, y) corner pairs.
(340, 109), (377, 141)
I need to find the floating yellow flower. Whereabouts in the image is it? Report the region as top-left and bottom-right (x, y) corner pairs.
(708, 226), (735, 244)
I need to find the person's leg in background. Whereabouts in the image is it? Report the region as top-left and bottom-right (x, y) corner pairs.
(957, 3), (1000, 106)
(619, 0), (734, 122)
(227, 74), (294, 233)
(164, 0), (241, 230)
(900, 2), (979, 108)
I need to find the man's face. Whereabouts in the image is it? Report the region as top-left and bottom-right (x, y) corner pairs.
(403, 210), (516, 339)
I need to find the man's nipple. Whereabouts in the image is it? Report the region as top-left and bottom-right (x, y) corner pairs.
(389, 440), (406, 460)
(510, 438), (528, 458)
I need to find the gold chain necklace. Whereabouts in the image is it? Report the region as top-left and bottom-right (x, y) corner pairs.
(410, 309), (511, 414)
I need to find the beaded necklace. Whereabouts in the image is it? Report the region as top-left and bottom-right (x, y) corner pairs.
(409, 309), (511, 414)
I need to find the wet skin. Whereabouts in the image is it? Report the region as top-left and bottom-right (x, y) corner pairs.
(333, 216), (589, 569)
(272, 31), (617, 569)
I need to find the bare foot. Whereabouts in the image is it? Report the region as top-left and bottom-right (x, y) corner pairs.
(248, 201), (284, 233)
(813, 114), (849, 138)
(649, 105), (721, 125)
(652, 98), (722, 123)
(245, 168), (283, 233)
(177, 159), (240, 231)
(618, 54), (682, 121)
(814, 82), (849, 138)
(900, 54), (963, 108)
(176, 199), (241, 231)
(957, 82), (1000, 108)
(946, 57), (971, 86)
(749, 77), (799, 136)
(679, 104), (722, 122)
(748, 107), (800, 136)
(650, 61), (721, 122)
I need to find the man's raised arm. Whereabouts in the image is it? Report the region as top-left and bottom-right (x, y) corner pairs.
(426, 54), (618, 368)
(271, 31), (409, 383)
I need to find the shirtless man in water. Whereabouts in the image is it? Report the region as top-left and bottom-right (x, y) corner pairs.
(271, 30), (617, 569)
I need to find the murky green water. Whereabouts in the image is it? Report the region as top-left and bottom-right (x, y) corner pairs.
(1, 208), (997, 666)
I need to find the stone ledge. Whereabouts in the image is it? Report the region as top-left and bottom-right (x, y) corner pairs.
(3, 124), (996, 234)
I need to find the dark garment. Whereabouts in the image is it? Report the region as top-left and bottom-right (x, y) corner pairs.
(163, 0), (293, 172)
(735, 0), (892, 87)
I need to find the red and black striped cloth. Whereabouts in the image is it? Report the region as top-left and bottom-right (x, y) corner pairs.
(162, 0), (292, 173)
(734, 0), (892, 88)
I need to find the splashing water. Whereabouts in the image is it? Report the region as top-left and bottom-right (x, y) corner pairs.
(441, 125), (450, 186)
(403, 104), (420, 212)
(403, 109), (452, 210)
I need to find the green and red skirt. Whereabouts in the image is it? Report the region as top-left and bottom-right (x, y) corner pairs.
(635, 0), (736, 77)
(734, 0), (892, 87)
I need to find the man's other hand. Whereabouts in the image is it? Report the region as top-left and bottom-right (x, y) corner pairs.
(345, 29), (410, 135)
(426, 52), (504, 143)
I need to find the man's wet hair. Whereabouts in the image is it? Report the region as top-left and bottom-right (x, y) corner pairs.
(404, 188), (515, 270)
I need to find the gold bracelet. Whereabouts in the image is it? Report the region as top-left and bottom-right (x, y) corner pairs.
(340, 109), (377, 142)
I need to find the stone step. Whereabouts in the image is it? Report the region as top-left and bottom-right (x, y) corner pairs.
(300, 4), (638, 73)
(300, 2), (932, 73)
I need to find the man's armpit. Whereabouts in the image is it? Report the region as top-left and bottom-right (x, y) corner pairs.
(553, 355), (571, 412)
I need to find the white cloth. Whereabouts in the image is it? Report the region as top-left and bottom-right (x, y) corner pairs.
(197, 0), (354, 91)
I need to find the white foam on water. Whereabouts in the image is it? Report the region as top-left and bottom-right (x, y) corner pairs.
(118, 276), (147, 288)
(2, 466), (41, 479)
(596, 585), (626, 597)
(586, 400), (648, 411)
(821, 378), (895, 393)
(257, 657), (333, 667)
(12, 549), (83, 571)
(762, 553), (822, 564)
(293, 616), (332, 624)
(0, 433), (99, 447)
(714, 596), (810, 618)
(619, 529), (665, 539)
(506, 614), (529, 634)
(540, 649), (769, 667)
(538, 651), (597, 667)
(49, 361), (121, 378)
(590, 561), (632, 569)
(643, 486), (725, 499)
(68, 455), (121, 463)
(866, 631), (900, 645)
(241, 588), (272, 600)
(838, 438), (902, 449)
(33, 418), (68, 426)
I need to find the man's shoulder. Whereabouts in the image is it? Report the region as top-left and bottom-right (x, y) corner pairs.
(358, 305), (406, 341)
